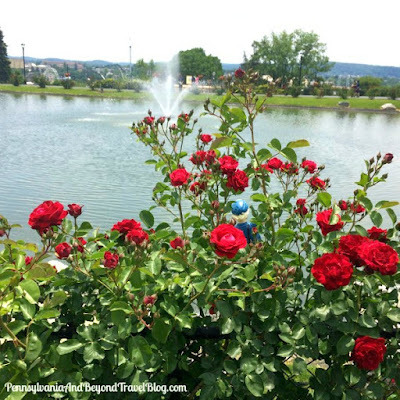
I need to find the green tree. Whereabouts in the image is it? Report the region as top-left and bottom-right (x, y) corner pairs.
(245, 30), (333, 86)
(0, 28), (11, 83)
(177, 48), (223, 80)
(134, 59), (156, 80)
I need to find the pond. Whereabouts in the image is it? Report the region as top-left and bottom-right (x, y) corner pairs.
(1, 92), (399, 243)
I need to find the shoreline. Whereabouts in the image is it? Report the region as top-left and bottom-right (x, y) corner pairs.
(1, 85), (399, 115)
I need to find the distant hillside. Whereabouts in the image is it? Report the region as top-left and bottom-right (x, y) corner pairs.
(10, 56), (400, 79)
(325, 62), (400, 79)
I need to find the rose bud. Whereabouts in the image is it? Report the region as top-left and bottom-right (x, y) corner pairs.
(0, 229), (5, 237)
(55, 242), (72, 259)
(383, 153), (393, 164)
(170, 237), (185, 249)
(211, 200), (220, 209)
(68, 203), (83, 218)
(143, 295), (157, 306)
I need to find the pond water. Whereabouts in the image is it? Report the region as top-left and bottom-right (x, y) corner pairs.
(1, 92), (399, 243)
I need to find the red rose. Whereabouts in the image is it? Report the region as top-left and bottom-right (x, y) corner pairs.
(143, 116), (155, 125)
(210, 224), (247, 259)
(218, 155), (238, 175)
(226, 169), (249, 192)
(104, 251), (119, 269)
(112, 219), (142, 235)
(316, 209), (344, 236)
(25, 256), (33, 266)
(259, 164), (273, 173)
(296, 199), (306, 206)
(301, 160), (317, 173)
(55, 242), (72, 259)
(307, 177), (326, 190)
(200, 134), (213, 143)
(367, 227), (388, 242)
(143, 295), (156, 306)
(281, 162), (298, 174)
(357, 240), (399, 275)
(338, 200), (348, 211)
(311, 253), (353, 290)
(209, 302), (217, 315)
(190, 181), (207, 195)
(350, 203), (365, 213)
(157, 116), (166, 124)
(68, 203), (83, 218)
(189, 151), (207, 165)
(170, 168), (190, 186)
(338, 235), (371, 266)
(352, 336), (386, 370)
(205, 150), (217, 165)
(170, 237), (185, 249)
(28, 201), (68, 233)
(76, 237), (87, 253)
(234, 68), (245, 78)
(126, 229), (149, 245)
(266, 157), (283, 170)
(295, 206), (308, 216)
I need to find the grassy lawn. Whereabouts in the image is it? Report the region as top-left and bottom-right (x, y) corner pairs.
(1, 84), (399, 112)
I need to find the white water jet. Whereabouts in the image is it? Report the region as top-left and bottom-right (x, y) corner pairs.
(146, 59), (189, 117)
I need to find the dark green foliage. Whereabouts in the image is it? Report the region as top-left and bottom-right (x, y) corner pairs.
(177, 47), (223, 80)
(0, 28), (11, 82)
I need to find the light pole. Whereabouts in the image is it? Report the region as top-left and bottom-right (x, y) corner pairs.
(129, 45), (132, 79)
(21, 43), (26, 84)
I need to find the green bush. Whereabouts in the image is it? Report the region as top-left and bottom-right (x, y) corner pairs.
(338, 88), (349, 99)
(33, 74), (49, 88)
(1, 71), (399, 400)
(60, 79), (75, 89)
(125, 80), (143, 92)
(289, 85), (302, 97)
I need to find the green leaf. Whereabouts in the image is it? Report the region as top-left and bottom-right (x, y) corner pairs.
(359, 197), (373, 212)
(19, 280), (40, 304)
(344, 366), (361, 386)
(355, 173), (368, 188)
(251, 193), (268, 202)
(25, 332), (42, 361)
(44, 291), (67, 309)
(281, 147), (297, 163)
(84, 342), (105, 363)
(387, 308), (400, 322)
(245, 374), (264, 397)
(77, 221), (92, 235)
(375, 201), (399, 209)
(25, 263), (57, 280)
(210, 136), (233, 149)
(359, 313), (376, 328)
(337, 335), (355, 355)
(276, 228), (295, 241)
(35, 309), (60, 321)
(257, 148), (272, 161)
(229, 107), (247, 123)
(19, 299), (36, 320)
(370, 211), (383, 227)
(152, 318), (172, 343)
(354, 225), (368, 236)
(269, 138), (281, 151)
(57, 339), (84, 355)
(110, 301), (133, 314)
(139, 210), (154, 228)
(386, 208), (397, 224)
(317, 192), (332, 208)
(129, 336), (153, 368)
(287, 139), (310, 148)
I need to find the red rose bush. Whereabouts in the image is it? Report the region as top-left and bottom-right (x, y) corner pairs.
(1, 71), (399, 400)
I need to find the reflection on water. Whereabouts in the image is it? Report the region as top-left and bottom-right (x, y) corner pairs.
(0, 92), (399, 243)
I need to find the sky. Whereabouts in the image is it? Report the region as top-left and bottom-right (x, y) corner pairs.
(1, 0), (400, 67)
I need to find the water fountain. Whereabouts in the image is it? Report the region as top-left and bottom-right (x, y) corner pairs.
(146, 60), (190, 116)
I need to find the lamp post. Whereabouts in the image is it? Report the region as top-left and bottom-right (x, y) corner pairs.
(21, 43), (26, 84)
(298, 53), (304, 86)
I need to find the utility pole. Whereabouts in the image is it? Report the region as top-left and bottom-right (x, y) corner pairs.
(21, 43), (26, 83)
(129, 45), (132, 79)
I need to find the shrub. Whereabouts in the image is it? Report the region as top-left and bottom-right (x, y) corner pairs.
(289, 85), (302, 97)
(33, 74), (49, 88)
(1, 70), (399, 400)
(60, 79), (75, 89)
(125, 80), (143, 92)
(10, 71), (22, 86)
(338, 88), (349, 99)
(367, 88), (377, 99)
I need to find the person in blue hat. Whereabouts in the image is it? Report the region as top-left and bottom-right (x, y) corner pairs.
(231, 199), (261, 244)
